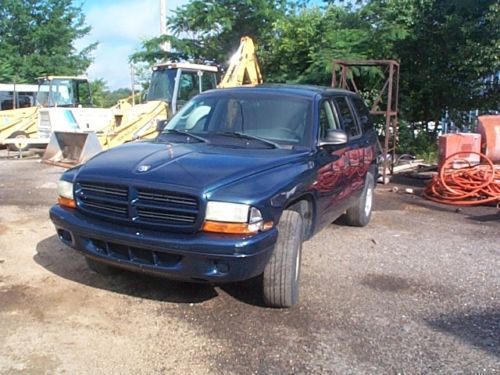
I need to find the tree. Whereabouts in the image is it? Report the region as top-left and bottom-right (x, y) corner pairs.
(398, 0), (500, 127)
(0, 0), (96, 83)
(131, 0), (288, 66)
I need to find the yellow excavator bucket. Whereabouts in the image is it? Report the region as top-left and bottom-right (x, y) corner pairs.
(42, 131), (103, 168)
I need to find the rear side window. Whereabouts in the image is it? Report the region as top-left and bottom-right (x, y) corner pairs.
(334, 96), (361, 138)
(351, 96), (372, 132)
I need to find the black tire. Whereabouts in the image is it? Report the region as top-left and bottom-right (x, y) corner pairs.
(7, 131), (29, 152)
(345, 171), (375, 227)
(85, 257), (117, 276)
(262, 210), (304, 308)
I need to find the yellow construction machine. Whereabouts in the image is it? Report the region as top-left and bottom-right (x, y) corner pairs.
(0, 76), (92, 151)
(42, 36), (263, 167)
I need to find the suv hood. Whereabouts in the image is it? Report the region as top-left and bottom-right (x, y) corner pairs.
(76, 142), (308, 193)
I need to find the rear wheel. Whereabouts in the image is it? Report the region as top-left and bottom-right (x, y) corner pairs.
(345, 171), (375, 227)
(262, 210), (304, 308)
(7, 131), (29, 152)
(85, 257), (117, 276)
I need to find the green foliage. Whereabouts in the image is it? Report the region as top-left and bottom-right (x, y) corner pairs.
(0, 60), (14, 82)
(398, 0), (500, 123)
(397, 122), (437, 162)
(131, 0), (288, 65)
(89, 79), (131, 108)
(0, 0), (96, 83)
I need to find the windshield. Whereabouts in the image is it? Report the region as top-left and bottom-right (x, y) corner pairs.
(147, 69), (176, 101)
(36, 79), (90, 107)
(160, 93), (313, 148)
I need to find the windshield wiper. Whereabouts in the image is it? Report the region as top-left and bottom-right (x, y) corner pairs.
(162, 129), (209, 143)
(215, 132), (280, 149)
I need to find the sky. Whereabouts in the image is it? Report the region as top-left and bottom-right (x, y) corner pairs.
(76, 0), (189, 90)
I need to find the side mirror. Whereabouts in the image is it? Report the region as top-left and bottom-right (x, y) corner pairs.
(319, 129), (348, 146)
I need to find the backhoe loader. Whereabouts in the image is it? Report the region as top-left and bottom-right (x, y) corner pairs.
(42, 36), (263, 167)
(0, 76), (94, 151)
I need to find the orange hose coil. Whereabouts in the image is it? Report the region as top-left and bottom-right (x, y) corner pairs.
(424, 151), (500, 206)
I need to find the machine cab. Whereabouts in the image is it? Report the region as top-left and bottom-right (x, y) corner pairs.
(147, 63), (218, 116)
(36, 76), (92, 108)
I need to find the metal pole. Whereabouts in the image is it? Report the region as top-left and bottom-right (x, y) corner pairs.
(13, 81), (17, 109)
(160, 0), (171, 52)
(384, 63), (394, 179)
(130, 64), (135, 106)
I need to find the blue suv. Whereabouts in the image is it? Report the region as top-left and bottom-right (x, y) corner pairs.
(50, 85), (378, 307)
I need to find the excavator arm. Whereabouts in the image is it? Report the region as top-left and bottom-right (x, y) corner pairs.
(218, 37), (263, 88)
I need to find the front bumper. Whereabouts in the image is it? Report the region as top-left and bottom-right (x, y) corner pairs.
(50, 205), (278, 283)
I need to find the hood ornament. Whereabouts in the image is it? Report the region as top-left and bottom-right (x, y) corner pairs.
(137, 164), (151, 173)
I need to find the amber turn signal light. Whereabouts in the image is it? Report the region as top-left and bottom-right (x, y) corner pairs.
(202, 220), (273, 234)
(58, 196), (76, 208)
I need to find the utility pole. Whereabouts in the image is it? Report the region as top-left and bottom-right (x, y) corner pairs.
(160, 0), (171, 52)
(130, 64), (135, 106)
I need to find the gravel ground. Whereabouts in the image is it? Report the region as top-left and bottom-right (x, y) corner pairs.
(0, 152), (499, 374)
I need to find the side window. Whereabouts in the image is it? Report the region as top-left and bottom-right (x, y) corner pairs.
(351, 96), (372, 132)
(334, 96), (361, 138)
(201, 72), (216, 91)
(319, 100), (339, 139)
(178, 71), (200, 102)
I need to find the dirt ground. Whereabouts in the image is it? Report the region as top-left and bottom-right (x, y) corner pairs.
(0, 151), (499, 374)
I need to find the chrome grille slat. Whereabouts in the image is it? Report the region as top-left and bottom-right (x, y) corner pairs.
(79, 183), (127, 197)
(137, 190), (197, 206)
(137, 209), (196, 223)
(83, 201), (128, 215)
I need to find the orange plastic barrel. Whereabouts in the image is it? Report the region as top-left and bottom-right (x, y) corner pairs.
(438, 133), (481, 169)
(477, 115), (500, 163)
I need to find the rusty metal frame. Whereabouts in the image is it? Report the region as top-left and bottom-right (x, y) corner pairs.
(331, 60), (400, 183)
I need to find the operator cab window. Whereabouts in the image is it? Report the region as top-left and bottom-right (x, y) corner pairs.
(319, 99), (340, 139)
(178, 71), (200, 102)
(334, 96), (361, 138)
(201, 72), (216, 91)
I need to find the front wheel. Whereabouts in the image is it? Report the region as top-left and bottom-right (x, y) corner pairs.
(345, 171), (375, 227)
(262, 210), (304, 308)
(7, 131), (29, 152)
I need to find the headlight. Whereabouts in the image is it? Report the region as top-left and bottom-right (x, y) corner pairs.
(203, 201), (272, 234)
(206, 202), (251, 223)
(58, 180), (74, 199)
(57, 180), (76, 208)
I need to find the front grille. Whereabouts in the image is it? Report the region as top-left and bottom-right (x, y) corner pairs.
(75, 181), (200, 231)
(135, 188), (198, 225)
(77, 182), (128, 218)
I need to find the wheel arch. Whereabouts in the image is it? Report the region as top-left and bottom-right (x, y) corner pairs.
(283, 193), (316, 240)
